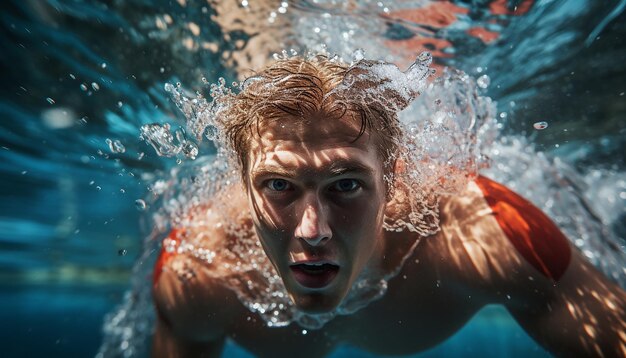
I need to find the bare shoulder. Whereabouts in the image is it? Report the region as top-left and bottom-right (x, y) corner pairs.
(152, 184), (251, 341)
(433, 175), (572, 296)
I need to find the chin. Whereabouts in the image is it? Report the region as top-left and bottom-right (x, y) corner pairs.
(291, 291), (345, 314)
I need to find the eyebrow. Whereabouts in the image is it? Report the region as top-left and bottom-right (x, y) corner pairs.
(251, 160), (375, 180)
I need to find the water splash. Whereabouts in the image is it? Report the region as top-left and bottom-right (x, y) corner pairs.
(127, 53), (499, 333)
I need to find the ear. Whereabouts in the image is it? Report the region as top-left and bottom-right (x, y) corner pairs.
(385, 156), (408, 203)
(393, 157), (406, 176)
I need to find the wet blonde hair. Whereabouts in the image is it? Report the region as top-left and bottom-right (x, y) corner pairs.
(220, 55), (405, 182)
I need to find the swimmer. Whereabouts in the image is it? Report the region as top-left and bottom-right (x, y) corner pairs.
(152, 55), (626, 357)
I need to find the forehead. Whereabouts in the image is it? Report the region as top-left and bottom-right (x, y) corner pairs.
(247, 116), (381, 174)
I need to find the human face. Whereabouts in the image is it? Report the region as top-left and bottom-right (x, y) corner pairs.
(246, 115), (388, 313)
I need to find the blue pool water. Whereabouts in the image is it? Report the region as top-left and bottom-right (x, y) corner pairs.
(1, 0), (625, 357)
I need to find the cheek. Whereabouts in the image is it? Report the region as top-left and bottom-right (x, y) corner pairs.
(336, 197), (385, 249)
(249, 189), (292, 231)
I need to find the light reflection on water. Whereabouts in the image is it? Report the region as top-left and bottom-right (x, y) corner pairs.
(0, 0), (625, 356)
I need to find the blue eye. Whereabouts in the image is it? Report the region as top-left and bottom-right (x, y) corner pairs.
(267, 179), (291, 191)
(332, 179), (360, 192)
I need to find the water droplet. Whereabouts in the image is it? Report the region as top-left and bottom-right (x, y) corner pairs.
(477, 74), (490, 89)
(118, 249), (127, 256)
(135, 199), (147, 211)
(106, 138), (126, 153)
(91, 82), (100, 91)
(182, 141), (198, 160)
(140, 123), (180, 157)
(46, 97), (55, 104)
(204, 125), (218, 141)
(533, 121), (548, 130)
(418, 51), (431, 62)
(351, 48), (365, 63)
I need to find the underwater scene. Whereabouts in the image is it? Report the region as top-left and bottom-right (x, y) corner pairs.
(1, 0), (625, 357)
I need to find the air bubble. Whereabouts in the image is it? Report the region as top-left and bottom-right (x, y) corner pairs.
(418, 51), (431, 62)
(106, 138), (126, 153)
(80, 84), (88, 91)
(533, 121), (548, 130)
(205, 125), (218, 141)
(46, 97), (55, 104)
(118, 249), (127, 256)
(91, 82), (100, 91)
(477, 75), (490, 89)
(134, 199), (147, 211)
(351, 48), (365, 63)
(182, 141), (199, 160)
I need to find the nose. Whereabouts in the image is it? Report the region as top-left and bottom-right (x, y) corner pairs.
(294, 194), (332, 246)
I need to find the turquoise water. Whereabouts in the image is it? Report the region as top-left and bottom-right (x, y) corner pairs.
(1, 0), (625, 357)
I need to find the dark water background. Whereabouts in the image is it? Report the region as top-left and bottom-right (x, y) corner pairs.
(0, 0), (625, 356)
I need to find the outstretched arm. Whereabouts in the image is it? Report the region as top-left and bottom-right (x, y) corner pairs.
(151, 242), (235, 358)
(152, 314), (225, 358)
(506, 248), (626, 357)
(151, 183), (252, 357)
(471, 176), (626, 356)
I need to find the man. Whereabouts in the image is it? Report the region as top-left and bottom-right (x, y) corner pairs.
(152, 55), (626, 357)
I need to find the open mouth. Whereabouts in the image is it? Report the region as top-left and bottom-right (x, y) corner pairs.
(289, 262), (340, 289)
